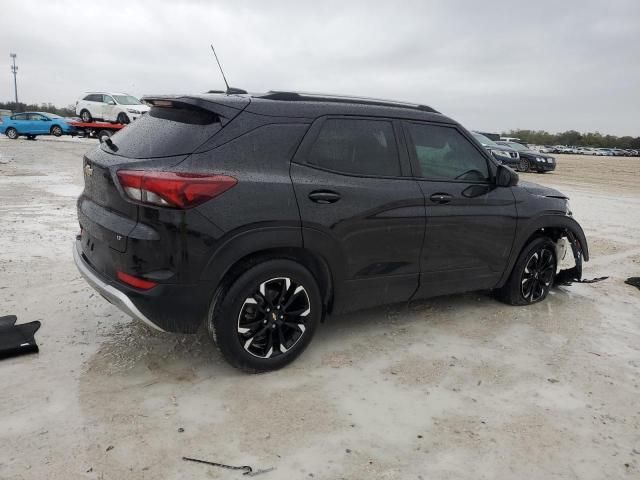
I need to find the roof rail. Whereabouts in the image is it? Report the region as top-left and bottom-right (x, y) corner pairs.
(257, 91), (439, 113)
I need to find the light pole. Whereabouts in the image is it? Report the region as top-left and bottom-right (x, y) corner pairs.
(10, 53), (18, 108)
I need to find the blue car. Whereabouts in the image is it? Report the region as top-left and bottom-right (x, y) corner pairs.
(0, 111), (75, 139)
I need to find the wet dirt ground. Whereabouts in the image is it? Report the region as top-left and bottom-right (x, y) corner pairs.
(1, 138), (639, 479)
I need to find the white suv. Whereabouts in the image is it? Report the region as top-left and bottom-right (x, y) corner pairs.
(75, 92), (150, 124)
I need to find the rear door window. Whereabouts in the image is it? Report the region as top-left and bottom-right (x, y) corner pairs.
(103, 104), (224, 159)
(306, 118), (401, 177)
(12, 113), (27, 120)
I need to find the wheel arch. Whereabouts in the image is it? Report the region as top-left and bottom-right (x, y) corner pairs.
(201, 227), (334, 314)
(497, 214), (589, 287)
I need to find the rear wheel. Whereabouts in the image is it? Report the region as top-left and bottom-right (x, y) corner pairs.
(208, 259), (321, 372)
(117, 113), (130, 125)
(6, 127), (18, 139)
(496, 237), (557, 306)
(50, 125), (63, 137)
(80, 110), (92, 122)
(517, 158), (530, 172)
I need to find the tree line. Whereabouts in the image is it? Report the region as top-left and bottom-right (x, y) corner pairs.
(0, 101), (76, 118)
(501, 129), (640, 149)
(1, 100), (638, 149)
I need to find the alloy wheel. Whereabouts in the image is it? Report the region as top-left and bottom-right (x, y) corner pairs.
(237, 277), (310, 359)
(81, 111), (91, 122)
(521, 247), (556, 302)
(6, 128), (18, 139)
(518, 158), (530, 172)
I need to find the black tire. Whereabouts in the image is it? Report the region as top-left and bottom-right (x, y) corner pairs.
(97, 130), (112, 143)
(50, 125), (63, 137)
(518, 158), (530, 172)
(496, 237), (557, 306)
(117, 113), (130, 125)
(80, 110), (92, 123)
(208, 259), (322, 372)
(6, 127), (18, 139)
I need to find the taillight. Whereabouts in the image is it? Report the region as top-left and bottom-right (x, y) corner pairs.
(116, 170), (237, 209)
(117, 271), (158, 290)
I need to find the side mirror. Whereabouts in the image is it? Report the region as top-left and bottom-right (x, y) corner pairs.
(496, 164), (519, 187)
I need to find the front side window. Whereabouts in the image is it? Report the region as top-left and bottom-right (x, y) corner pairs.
(407, 123), (490, 182)
(103, 95), (115, 105)
(307, 118), (400, 177)
(27, 113), (45, 121)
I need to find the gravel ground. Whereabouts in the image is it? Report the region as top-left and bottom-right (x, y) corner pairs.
(0, 138), (639, 479)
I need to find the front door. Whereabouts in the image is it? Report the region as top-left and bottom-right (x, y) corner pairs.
(403, 121), (518, 298)
(291, 117), (425, 311)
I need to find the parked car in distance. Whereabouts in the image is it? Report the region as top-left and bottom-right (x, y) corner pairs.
(75, 92), (150, 124)
(73, 91), (589, 372)
(496, 141), (556, 173)
(0, 111), (75, 139)
(471, 132), (522, 170)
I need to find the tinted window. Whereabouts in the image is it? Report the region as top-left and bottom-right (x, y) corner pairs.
(12, 113), (27, 120)
(27, 113), (45, 120)
(307, 119), (400, 176)
(103, 105), (222, 159)
(85, 94), (102, 102)
(407, 123), (490, 182)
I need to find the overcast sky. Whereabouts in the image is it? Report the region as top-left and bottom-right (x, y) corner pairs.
(2, 0), (639, 135)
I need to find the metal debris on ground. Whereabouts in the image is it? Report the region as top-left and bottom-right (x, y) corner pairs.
(182, 456), (275, 477)
(0, 315), (41, 360)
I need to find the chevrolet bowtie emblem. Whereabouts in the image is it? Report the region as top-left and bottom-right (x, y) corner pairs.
(84, 164), (93, 177)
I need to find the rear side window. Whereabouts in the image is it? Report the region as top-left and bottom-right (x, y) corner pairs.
(103, 105), (222, 159)
(307, 118), (401, 177)
(11, 113), (27, 120)
(406, 123), (490, 182)
(84, 94), (102, 102)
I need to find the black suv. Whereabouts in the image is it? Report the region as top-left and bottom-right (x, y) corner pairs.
(73, 92), (589, 372)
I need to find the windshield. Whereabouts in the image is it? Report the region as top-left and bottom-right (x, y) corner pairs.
(113, 95), (142, 105)
(472, 132), (498, 146)
(505, 142), (528, 151)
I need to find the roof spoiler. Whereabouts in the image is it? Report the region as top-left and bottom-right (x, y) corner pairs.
(141, 95), (250, 119)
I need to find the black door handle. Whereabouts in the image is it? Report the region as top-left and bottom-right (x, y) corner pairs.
(309, 190), (341, 204)
(429, 193), (452, 204)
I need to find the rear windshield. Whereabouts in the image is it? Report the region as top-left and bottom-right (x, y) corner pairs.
(102, 105), (222, 158)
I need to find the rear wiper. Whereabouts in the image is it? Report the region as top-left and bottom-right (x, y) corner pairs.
(103, 137), (119, 152)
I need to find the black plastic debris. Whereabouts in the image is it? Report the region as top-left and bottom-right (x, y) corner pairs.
(625, 277), (640, 291)
(182, 456), (275, 477)
(0, 315), (41, 360)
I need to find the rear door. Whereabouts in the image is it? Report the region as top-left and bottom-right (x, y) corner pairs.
(102, 94), (117, 121)
(403, 121), (517, 297)
(291, 116), (425, 311)
(10, 113), (28, 132)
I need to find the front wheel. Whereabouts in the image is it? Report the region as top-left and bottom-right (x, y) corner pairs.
(6, 127), (18, 139)
(496, 237), (557, 306)
(116, 113), (130, 125)
(50, 125), (63, 137)
(209, 259), (322, 372)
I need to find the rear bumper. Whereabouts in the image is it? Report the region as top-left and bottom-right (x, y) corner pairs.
(73, 241), (166, 332)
